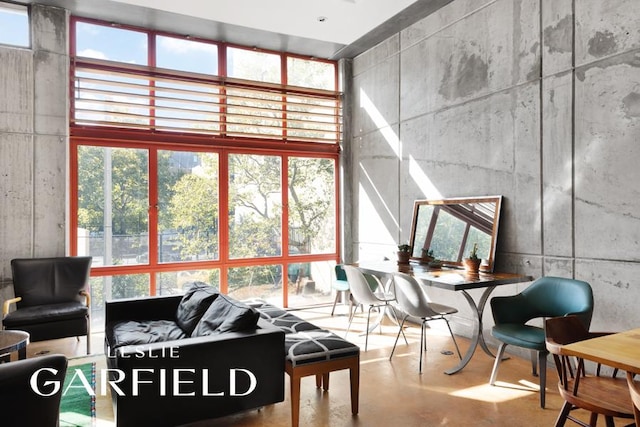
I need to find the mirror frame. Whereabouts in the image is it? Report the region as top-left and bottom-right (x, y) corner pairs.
(408, 195), (503, 272)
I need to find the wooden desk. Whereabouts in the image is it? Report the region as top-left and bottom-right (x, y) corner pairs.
(355, 261), (531, 374)
(561, 328), (640, 374)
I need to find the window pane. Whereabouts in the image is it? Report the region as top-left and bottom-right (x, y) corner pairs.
(288, 157), (335, 254)
(89, 274), (150, 330)
(228, 154), (282, 259)
(74, 69), (150, 127)
(154, 80), (220, 133)
(157, 269), (219, 296)
(227, 47), (280, 83)
(287, 57), (335, 90)
(158, 151), (219, 263)
(228, 265), (282, 303)
(287, 261), (335, 308)
(75, 21), (148, 65)
(77, 146), (149, 267)
(0, 3), (29, 47)
(157, 36), (217, 74)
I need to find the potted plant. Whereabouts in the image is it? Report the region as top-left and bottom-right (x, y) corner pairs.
(462, 243), (481, 273)
(418, 247), (434, 265)
(397, 244), (412, 264)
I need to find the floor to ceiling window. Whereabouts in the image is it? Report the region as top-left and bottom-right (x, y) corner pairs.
(69, 17), (342, 329)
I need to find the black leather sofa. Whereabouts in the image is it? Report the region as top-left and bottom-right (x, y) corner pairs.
(104, 283), (285, 427)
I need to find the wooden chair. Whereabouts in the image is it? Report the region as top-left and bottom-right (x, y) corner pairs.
(545, 315), (635, 427)
(626, 371), (640, 427)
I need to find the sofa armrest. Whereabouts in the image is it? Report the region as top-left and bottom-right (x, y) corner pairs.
(105, 295), (182, 325)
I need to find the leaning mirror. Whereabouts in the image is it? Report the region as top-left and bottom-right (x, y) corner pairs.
(408, 196), (503, 272)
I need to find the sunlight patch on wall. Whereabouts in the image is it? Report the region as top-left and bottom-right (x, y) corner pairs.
(360, 88), (400, 158)
(409, 155), (442, 199)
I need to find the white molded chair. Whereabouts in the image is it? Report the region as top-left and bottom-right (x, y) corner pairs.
(342, 265), (405, 351)
(390, 272), (461, 373)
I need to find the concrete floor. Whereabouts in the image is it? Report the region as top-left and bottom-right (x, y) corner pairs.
(24, 305), (632, 427)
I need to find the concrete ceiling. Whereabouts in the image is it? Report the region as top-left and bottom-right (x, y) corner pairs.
(22, 0), (453, 59)
(110, 0), (420, 46)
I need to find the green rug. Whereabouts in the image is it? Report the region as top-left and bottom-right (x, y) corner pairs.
(60, 362), (96, 427)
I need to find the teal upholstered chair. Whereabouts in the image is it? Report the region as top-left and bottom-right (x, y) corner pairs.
(331, 264), (353, 316)
(488, 276), (594, 408)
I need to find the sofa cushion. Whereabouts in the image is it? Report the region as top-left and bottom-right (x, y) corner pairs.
(107, 320), (187, 350)
(192, 294), (259, 336)
(175, 281), (219, 335)
(284, 328), (360, 367)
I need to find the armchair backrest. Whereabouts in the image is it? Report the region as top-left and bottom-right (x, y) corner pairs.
(11, 257), (92, 307)
(0, 353), (68, 427)
(492, 276), (594, 328)
(335, 264), (348, 281)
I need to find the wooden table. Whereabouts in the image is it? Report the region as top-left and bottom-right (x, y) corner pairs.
(355, 261), (531, 374)
(0, 330), (29, 363)
(561, 328), (640, 373)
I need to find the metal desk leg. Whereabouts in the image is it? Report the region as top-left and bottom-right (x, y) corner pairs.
(444, 285), (498, 375)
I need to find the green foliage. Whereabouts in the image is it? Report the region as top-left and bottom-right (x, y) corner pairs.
(468, 242), (479, 260)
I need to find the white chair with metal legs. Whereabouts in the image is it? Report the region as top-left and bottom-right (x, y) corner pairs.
(342, 265), (406, 351)
(390, 272), (462, 373)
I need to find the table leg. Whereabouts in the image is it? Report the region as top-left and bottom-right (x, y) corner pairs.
(18, 346), (27, 360)
(444, 285), (498, 375)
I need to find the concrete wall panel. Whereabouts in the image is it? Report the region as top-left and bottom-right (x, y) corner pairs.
(400, 0), (539, 121)
(34, 51), (69, 136)
(33, 135), (66, 256)
(576, 259), (640, 331)
(0, 134), (33, 262)
(574, 51), (640, 260)
(352, 53), (400, 137)
(352, 34), (399, 77)
(353, 125), (400, 249)
(542, 0), (574, 77)
(542, 72), (573, 257)
(575, 0), (640, 67)
(31, 4), (67, 55)
(0, 49), (33, 133)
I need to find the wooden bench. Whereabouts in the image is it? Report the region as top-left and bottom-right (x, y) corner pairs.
(252, 302), (360, 427)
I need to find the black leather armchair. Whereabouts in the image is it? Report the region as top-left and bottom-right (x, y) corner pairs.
(2, 257), (92, 354)
(0, 353), (68, 427)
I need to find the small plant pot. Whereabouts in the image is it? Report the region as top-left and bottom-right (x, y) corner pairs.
(397, 252), (411, 264)
(463, 258), (481, 273)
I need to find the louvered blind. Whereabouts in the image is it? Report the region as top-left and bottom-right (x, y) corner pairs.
(72, 60), (342, 144)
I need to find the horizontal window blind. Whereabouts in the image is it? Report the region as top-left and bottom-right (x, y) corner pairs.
(72, 60), (342, 144)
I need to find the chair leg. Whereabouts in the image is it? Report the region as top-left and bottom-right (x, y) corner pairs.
(349, 357), (360, 415)
(389, 316), (408, 360)
(443, 318), (462, 360)
(538, 350), (547, 408)
(419, 321), (426, 374)
(331, 291), (341, 316)
(531, 349), (538, 376)
(554, 400), (573, 427)
(86, 317), (91, 355)
(489, 342), (508, 385)
(345, 304), (357, 338)
(387, 304), (408, 345)
(364, 306), (373, 351)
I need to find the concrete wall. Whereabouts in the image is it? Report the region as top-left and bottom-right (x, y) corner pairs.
(350, 0), (640, 337)
(0, 4), (68, 299)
